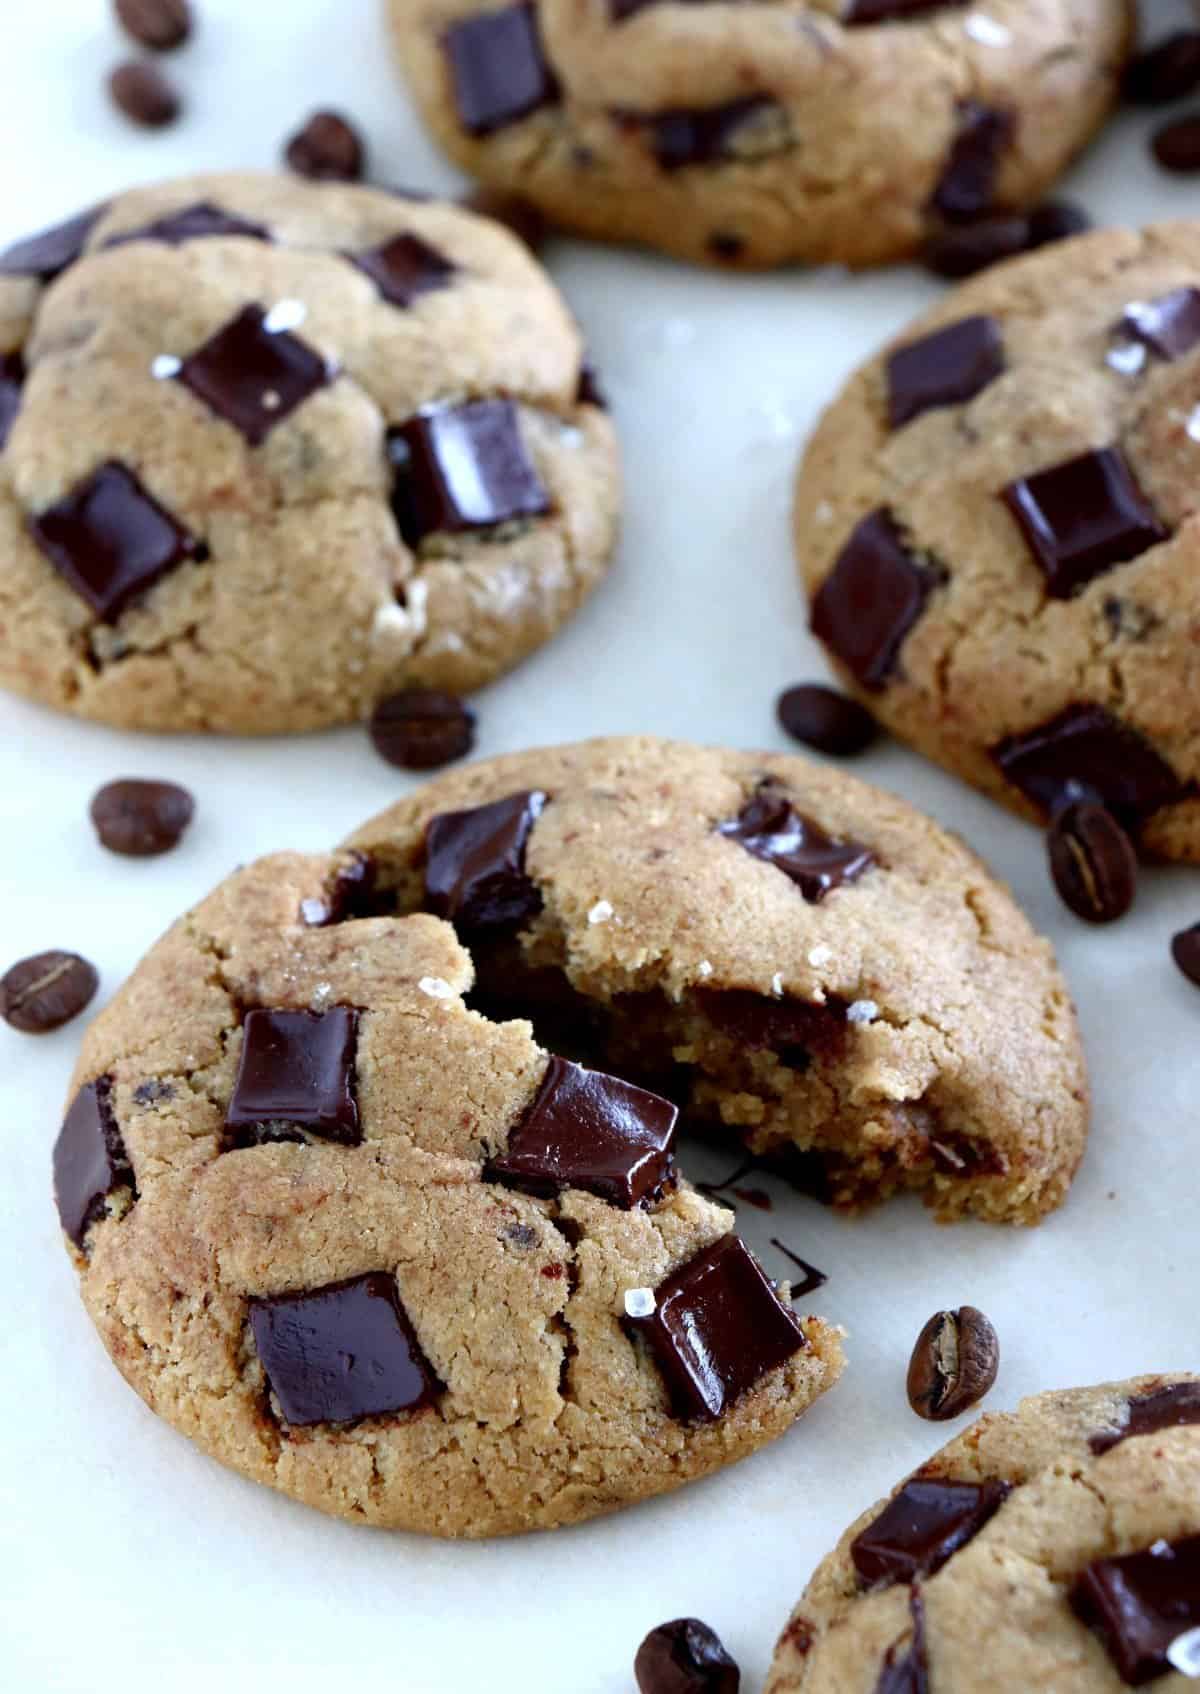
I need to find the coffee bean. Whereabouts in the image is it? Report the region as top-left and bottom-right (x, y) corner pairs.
(1027, 200), (1091, 247)
(922, 214), (1033, 279)
(1047, 802), (1137, 924)
(907, 1305), (999, 1422)
(1171, 923), (1200, 988)
(776, 684), (878, 757)
(1124, 32), (1200, 105)
(1152, 114), (1200, 172)
(460, 188), (547, 252)
(108, 60), (181, 128)
(113, 0), (192, 52)
(0, 951), (98, 1034)
(634, 1618), (740, 1694)
(284, 111), (365, 181)
(369, 689), (477, 770)
(90, 779), (195, 857)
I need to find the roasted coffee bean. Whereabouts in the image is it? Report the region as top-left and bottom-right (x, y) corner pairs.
(114, 0), (192, 51)
(776, 684), (878, 757)
(460, 188), (547, 251)
(1047, 802), (1137, 924)
(634, 1617), (740, 1694)
(284, 111), (365, 180)
(1124, 32), (1200, 105)
(108, 60), (181, 128)
(907, 1305), (999, 1422)
(1152, 114), (1200, 172)
(0, 950), (99, 1034)
(369, 689), (477, 770)
(1027, 200), (1091, 247)
(1171, 923), (1200, 988)
(922, 214), (1033, 279)
(90, 779), (195, 857)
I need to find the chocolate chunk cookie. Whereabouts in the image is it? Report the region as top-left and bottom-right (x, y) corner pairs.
(797, 222), (1200, 861)
(385, 0), (1130, 269)
(765, 1373), (1200, 1692)
(344, 736), (1089, 1223)
(0, 171), (618, 732)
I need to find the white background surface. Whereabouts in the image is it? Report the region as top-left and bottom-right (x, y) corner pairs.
(1, 2), (1198, 1690)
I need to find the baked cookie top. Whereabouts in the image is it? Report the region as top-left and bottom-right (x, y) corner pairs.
(345, 735), (1088, 1223)
(0, 170), (618, 733)
(796, 221), (1200, 862)
(766, 1373), (1200, 1691)
(386, 0), (1129, 269)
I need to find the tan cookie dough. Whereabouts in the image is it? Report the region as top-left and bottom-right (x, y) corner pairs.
(766, 1373), (1200, 1692)
(386, 0), (1130, 270)
(0, 171), (618, 732)
(346, 735), (1089, 1223)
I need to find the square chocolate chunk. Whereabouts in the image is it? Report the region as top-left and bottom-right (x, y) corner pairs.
(225, 1007), (361, 1145)
(991, 703), (1184, 831)
(629, 1234), (806, 1421)
(1072, 1534), (1200, 1685)
(810, 509), (940, 691)
(851, 1478), (1012, 1588)
(176, 304), (332, 446)
(1117, 288), (1200, 363)
(932, 103), (1014, 224)
(250, 1272), (437, 1426)
(488, 1055), (677, 1208)
(0, 203), (105, 280)
(1001, 446), (1167, 599)
(104, 201), (271, 250)
(424, 790), (547, 932)
(887, 315), (1005, 429)
(53, 1076), (133, 1248)
(387, 399), (551, 547)
(444, 4), (560, 136)
(349, 233), (456, 308)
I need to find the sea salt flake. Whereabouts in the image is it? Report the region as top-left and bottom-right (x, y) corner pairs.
(1168, 1628), (1200, 1677)
(1186, 406), (1200, 444)
(588, 899), (614, 925)
(847, 999), (879, 1025)
(418, 975), (454, 1000)
(808, 944), (833, 968)
(771, 971), (784, 997)
(697, 959), (713, 978)
(814, 500), (834, 524)
(1105, 340), (1146, 376)
(264, 298), (307, 334)
(624, 1287), (656, 1319)
(964, 13), (1011, 46)
(311, 981), (333, 1008)
(151, 354), (181, 380)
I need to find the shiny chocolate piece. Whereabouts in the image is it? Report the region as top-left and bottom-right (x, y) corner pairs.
(250, 1272), (437, 1426)
(633, 1617), (740, 1694)
(29, 460), (205, 621)
(176, 304), (331, 446)
(350, 233), (456, 308)
(1002, 447), (1168, 599)
(887, 314), (1005, 429)
(851, 1478), (1011, 1587)
(990, 704), (1184, 832)
(444, 4), (560, 135)
(53, 1076), (133, 1248)
(1071, 1534), (1200, 1685)
(488, 1055), (677, 1208)
(1089, 1380), (1200, 1454)
(699, 987), (848, 1059)
(875, 1590), (929, 1694)
(225, 1007), (361, 1145)
(0, 203), (105, 280)
(1117, 288), (1200, 362)
(299, 854), (380, 927)
(424, 789), (547, 932)
(811, 508), (940, 690)
(932, 102), (1014, 223)
(387, 399), (551, 546)
(0, 352), (25, 450)
(628, 1233), (806, 1422)
(717, 783), (875, 902)
(645, 97), (774, 170)
(104, 201), (271, 249)
(848, 0), (950, 19)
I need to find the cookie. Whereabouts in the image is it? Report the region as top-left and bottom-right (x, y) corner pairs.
(385, 0), (1130, 270)
(797, 221), (1200, 862)
(765, 1372), (1200, 1691)
(344, 735), (1089, 1224)
(52, 848), (843, 1536)
(0, 171), (618, 732)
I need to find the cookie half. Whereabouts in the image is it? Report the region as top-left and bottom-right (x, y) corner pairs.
(386, 0), (1129, 269)
(797, 221), (1200, 861)
(53, 852), (842, 1536)
(345, 735), (1089, 1223)
(0, 171), (618, 732)
(766, 1373), (1200, 1691)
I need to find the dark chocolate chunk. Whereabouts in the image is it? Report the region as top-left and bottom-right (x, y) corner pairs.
(634, 1617), (740, 1694)
(922, 213), (1033, 279)
(1089, 1380), (1200, 1454)
(851, 1478), (1011, 1587)
(847, 0), (951, 20)
(1, 949), (98, 1033)
(299, 854), (379, 928)
(769, 1238), (828, 1298)
(887, 314), (1005, 430)
(1071, 1534), (1200, 1685)
(991, 704), (1184, 831)
(53, 1076), (133, 1248)
(1116, 288), (1200, 362)
(717, 783), (875, 901)
(0, 204), (105, 281)
(776, 684), (878, 756)
(176, 304), (331, 446)
(250, 1272), (437, 1426)
(1124, 31), (1200, 105)
(424, 789), (547, 932)
(645, 97), (774, 171)
(1047, 802), (1137, 924)
(388, 399), (550, 546)
(699, 987), (847, 1059)
(875, 1590), (929, 1694)
(104, 201), (271, 249)
(90, 778), (194, 857)
(108, 60), (181, 128)
(284, 110), (365, 181)
(349, 233), (456, 308)
(488, 1055), (677, 1208)
(932, 102), (1014, 223)
(225, 1008), (361, 1146)
(1152, 115), (1200, 173)
(29, 460), (204, 621)
(114, 0), (192, 53)
(444, 4), (559, 136)
(369, 688), (476, 770)
(0, 352), (25, 451)
(1002, 447), (1167, 599)
(811, 509), (940, 690)
(628, 1233), (805, 1422)
(1172, 925), (1200, 989)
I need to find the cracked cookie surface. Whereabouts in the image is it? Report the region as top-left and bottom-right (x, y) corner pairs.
(345, 735), (1089, 1223)
(766, 1373), (1200, 1692)
(0, 170), (619, 732)
(386, 0), (1129, 270)
(796, 221), (1200, 861)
